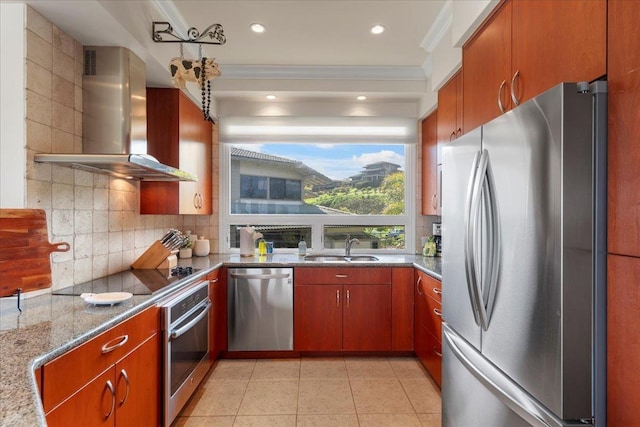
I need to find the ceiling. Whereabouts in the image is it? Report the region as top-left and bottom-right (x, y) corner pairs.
(24, 0), (450, 114)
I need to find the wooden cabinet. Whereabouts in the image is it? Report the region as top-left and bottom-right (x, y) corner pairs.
(437, 71), (463, 146)
(607, 254), (640, 426)
(421, 111), (439, 215)
(43, 307), (161, 427)
(391, 267), (414, 351)
(141, 88), (212, 215)
(463, 0), (606, 132)
(294, 267), (392, 351)
(208, 268), (227, 362)
(414, 269), (442, 386)
(608, 0), (640, 257)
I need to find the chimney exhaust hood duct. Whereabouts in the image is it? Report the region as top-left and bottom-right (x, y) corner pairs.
(35, 46), (196, 182)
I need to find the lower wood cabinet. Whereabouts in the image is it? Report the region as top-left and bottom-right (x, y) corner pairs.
(208, 268), (227, 362)
(294, 267), (392, 351)
(42, 307), (161, 427)
(414, 269), (442, 386)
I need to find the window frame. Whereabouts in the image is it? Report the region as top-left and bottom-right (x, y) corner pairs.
(219, 143), (416, 254)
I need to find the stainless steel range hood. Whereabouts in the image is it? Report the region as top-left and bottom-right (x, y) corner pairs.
(35, 47), (196, 182)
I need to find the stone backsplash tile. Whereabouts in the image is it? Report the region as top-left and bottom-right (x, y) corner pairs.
(52, 25), (75, 58)
(51, 129), (74, 153)
(26, 119), (52, 153)
(74, 210), (92, 234)
(52, 74), (74, 108)
(52, 101), (74, 133)
(73, 233), (92, 259)
(51, 183), (73, 209)
(26, 30), (52, 71)
(74, 186), (93, 210)
(93, 211), (108, 233)
(52, 48), (74, 83)
(26, 90), (52, 126)
(26, 60), (52, 98)
(26, 6), (52, 43)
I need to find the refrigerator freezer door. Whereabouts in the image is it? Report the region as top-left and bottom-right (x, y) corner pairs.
(442, 324), (585, 427)
(442, 127), (482, 350)
(480, 84), (594, 419)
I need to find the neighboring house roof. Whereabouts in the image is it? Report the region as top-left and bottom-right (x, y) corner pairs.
(231, 147), (333, 187)
(362, 161), (401, 170)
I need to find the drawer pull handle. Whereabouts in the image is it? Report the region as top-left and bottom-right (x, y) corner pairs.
(416, 276), (423, 295)
(335, 274), (348, 278)
(336, 289), (340, 307)
(449, 130), (457, 141)
(101, 335), (129, 354)
(433, 308), (442, 317)
(431, 194), (438, 210)
(510, 70), (521, 106)
(433, 347), (442, 357)
(119, 369), (130, 406)
(210, 277), (219, 283)
(498, 80), (507, 113)
(432, 288), (442, 295)
(105, 380), (116, 419)
(346, 289), (350, 308)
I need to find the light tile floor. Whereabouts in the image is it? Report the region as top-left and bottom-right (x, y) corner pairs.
(173, 357), (441, 427)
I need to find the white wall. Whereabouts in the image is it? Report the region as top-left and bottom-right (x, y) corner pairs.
(0, 3), (26, 208)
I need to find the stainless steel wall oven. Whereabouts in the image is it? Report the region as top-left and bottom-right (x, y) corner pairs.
(159, 279), (211, 426)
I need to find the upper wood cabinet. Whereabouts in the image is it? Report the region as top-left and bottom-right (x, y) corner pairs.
(437, 71), (463, 148)
(421, 111), (439, 216)
(608, 0), (640, 257)
(463, 0), (606, 132)
(140, 88), (212, 215)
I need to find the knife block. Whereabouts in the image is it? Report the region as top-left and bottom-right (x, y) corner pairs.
(131, 241), (171, 269)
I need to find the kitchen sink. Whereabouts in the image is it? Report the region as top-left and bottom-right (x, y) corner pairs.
(303, 254), (379, 262)
(346, 255), (379, 262)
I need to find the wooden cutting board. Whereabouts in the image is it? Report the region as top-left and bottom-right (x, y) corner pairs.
(0, 209), (70, 297)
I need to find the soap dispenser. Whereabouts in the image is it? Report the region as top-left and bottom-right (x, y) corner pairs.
(298, 236), (307, 255)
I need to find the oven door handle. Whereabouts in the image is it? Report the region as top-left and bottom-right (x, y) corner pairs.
(169, 300), (211, 341)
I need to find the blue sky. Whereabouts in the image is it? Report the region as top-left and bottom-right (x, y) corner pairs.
(233, 143), (405, 180)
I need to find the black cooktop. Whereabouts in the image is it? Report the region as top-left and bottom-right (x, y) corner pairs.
(52, 267), (199, 296)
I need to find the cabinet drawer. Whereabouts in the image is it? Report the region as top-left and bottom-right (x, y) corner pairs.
(424, 330), (442, 387)
(295, 267), (391, 285)
(417, 270), (442, 302)
(424, 293), (443, 342)
(42, 306), (159, 412)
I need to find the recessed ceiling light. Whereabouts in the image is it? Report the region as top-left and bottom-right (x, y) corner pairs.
(266, 95), (276, 100)
(370, 24), (385, 35)
(357, 95), (367, 101)
(250, 23), (266, 33)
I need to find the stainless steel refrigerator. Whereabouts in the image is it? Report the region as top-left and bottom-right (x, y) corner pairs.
(441, 82), (607, 426)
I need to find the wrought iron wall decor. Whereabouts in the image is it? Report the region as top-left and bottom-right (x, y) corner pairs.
(152, 21), (226, 45)
(152, 21), (225, 123)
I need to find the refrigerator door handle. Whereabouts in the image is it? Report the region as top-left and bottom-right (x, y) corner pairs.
(464, 150), (482, 326)
(443, 324), (572, 427)
(482, 150), (500, 329)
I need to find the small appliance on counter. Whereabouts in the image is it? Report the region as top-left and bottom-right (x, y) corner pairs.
(432, 222), (442, 256)
(239, 226), (263, 257)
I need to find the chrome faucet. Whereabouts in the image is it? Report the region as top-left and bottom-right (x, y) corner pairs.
(345, 234), (360, 256)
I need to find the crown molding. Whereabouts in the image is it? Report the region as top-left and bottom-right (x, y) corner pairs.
(421, 54), (433, 79)
(420, 0), (452, 53)
(219, 65), (427, 81)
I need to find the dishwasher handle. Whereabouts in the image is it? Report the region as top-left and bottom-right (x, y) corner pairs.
(169, 300), (211, 340)
(229, 272), (291, 280)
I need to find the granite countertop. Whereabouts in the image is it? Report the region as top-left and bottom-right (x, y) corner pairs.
(0, 253), (440, 426)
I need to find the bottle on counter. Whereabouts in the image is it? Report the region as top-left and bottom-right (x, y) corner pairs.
(258, 239), (267, 256)
(298, 236), (307, 255)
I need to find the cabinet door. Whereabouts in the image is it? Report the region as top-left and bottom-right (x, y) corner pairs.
(421, 111), (438, 215)
(208, 268), (227, 361)
(511, 0), (606, 105)
(115, 334), (161, 427)
(463, 1), (512, 132)
(414, 273), (429, 365)
(46, 367), (116, 427)
(608, 0), (640, 257)
(437, 72), (462, 146)
(391, 268), (414, 351)
(607, 255), (640, 426)
(294, 285), (342, 351)
(178, 92), (212, 215)
(343, 285), (392, 351)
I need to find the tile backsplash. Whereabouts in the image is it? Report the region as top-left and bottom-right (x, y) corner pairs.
(23, 6), (218, 290)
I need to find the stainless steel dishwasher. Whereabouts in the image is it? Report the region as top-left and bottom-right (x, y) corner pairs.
(227, 268), (293, 351)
